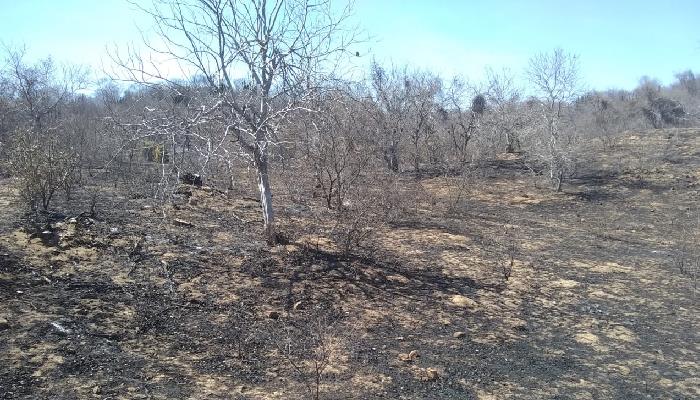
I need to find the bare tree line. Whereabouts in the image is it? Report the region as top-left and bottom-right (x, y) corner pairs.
(1, 0), (699, 245)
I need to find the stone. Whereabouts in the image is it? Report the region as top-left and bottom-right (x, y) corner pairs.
(50, 321), (71, 335)
(267, 311), (280, 320)
(173, 218), (194, 227)
(453, 331), (466, 339)
(450, 295), (477, 308)
(399, 350), (419, 362)
(180, 172), (203, 187)
(0, 317), (10, 330)
(422, 368), (439, 381)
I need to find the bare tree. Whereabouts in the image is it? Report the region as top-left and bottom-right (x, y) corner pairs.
(525, 48), (582, 191)
(2, 47), (89, 209)
(483, 67), (528, 154)
(440, 77), (484, 167)
(303, 89), (373, 210)
(113, 0), (360, 244)
(404, 71), (441, 175)
(369, 61), (408, 173)
(674, 70), (698, 96)
(369, 63), (442, 174)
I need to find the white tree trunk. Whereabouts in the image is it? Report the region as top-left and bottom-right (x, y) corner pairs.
(254, 144), (276, 245)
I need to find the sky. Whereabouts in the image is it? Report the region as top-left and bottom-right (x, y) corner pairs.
(0, 0), (698, 92)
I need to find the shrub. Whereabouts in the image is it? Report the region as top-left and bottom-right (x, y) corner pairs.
(8, 129), (79, 210)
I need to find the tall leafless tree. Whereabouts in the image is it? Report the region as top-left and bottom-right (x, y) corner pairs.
(2, 47), (89, 209)
(526, 48), (581, 191)
(369, 61), (408, 173)
(112, 0), (360, 244)
(302, 89), (372, 210)
(483, 67), (528, 154)
(404, 71), (441, 175)
(440, 77), (483, 167)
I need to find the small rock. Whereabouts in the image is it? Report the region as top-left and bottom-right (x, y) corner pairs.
(293, 301), (304, 311)
(399, 350), (419, 362)
(180, 172), (203, 187)
(267, 311), (280, 320)
(173, 218), (195, 227)
(451, 295), (477, 308)
(453, 331), (466, 339)
(0, 317), (10, 330)
(92, 386), (101, 395)
(50, 321), (72, 335)
(422, 368), (439, 381)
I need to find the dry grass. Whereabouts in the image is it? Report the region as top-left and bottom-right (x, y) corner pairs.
(0, 128), (698, 399)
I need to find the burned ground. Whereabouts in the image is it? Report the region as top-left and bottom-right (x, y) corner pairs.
(0, 128), (698, 399)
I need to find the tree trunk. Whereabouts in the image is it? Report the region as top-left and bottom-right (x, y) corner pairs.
(555, 170), (563, 192)
(254, 144), (276, 245)
(413, 145), (420, 175)
(385, 144), (399, 173)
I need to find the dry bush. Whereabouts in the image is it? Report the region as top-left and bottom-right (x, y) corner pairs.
(365, 172), (423, 224)
(270, 307), (348, 400)
(8, 129), (80, 210)
(524, 48), (582, 192)
(486, 222), (520, 282)
(500, 224), (519, 281)
(329, 206), (376, 257)
(573, 93), (626, 150)
(642, 97), (688, 128)
(302, 93), (374, 210)
(446, 163), (488, 214)
(324, 170), (427, 257)
(671, 210), (700, 294)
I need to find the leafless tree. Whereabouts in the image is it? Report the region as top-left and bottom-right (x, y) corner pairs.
(369, 63), (443, 174)
(2, 47), (89, 209)
(636, 76), (662, 102)
(674, 70), (698, 96)
(369, 62), (412, 173)
(483, 67), (529, 154)
(404, 71), (441, 175)
(525, 48), (581, 191)
(112, 0), (360, 244)
(440, 77), (484, 167)
(302, 89), (373, 210)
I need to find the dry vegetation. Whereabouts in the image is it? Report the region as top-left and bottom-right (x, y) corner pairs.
(0, 1), (699, 399)
(0, 127), (698, 399)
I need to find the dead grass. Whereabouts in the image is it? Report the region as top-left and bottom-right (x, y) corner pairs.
(0, 128), (698, 399)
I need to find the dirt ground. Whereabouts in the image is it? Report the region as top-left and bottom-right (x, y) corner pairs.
(1, 128), (698, 399)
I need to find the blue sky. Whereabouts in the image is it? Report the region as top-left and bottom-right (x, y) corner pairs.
(1, 0), (698, 91)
